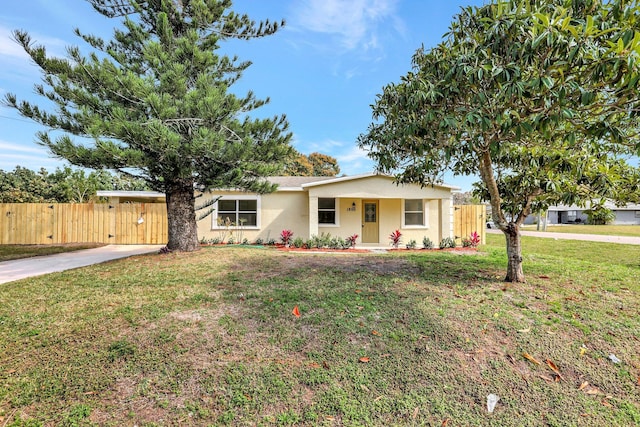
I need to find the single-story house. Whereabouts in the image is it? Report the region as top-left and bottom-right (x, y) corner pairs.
(99, 173), (460, 246)
(524, 201), (640, 225)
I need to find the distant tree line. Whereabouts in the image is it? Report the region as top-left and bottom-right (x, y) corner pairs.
(0, 166), (150, 203)
(285, 151), (341, 177)
(0, 151), (341, 204)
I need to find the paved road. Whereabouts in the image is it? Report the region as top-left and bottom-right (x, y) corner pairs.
(0, 245), (164, 284)
(486, 229), (640, 245)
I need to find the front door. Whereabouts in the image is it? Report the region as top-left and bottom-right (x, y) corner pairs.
(362, 200), (379, 243)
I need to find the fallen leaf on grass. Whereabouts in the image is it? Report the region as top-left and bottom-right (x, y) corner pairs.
(601, 399), (613, 408)
(359, 357), (370, 363)
(442, 419), (450, 426)
(539, 275), (550, 279)
(308, 362), (321, 369)
(360, 384), (370, 392)
(517, 328), (531, 333)
(539, 374), (555, 383)
(412, 407), (419, 419)
(292, 306), (300, 317)
(322, 361), (330, 370)
(579, 381), (603, 395)
(371, 330), (381, 336)
(83, 391), (98, 395)
(6, 369), (16, 374)
(523, 352), (542, 365)
(546, 359), (564, 380)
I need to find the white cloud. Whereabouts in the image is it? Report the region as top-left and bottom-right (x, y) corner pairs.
(0, 24), (28, 60)
(0, 140), (48, 154)
(291, 0), (400, 51)
(336, 145), (370, 163)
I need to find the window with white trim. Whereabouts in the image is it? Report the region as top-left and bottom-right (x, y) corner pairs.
(318, 198), (337, 225)
(214, 197), (259, 228)
(403, 199), (428, 227)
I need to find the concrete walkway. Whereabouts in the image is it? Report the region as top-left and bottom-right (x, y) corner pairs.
(0, 245), (164, 285)
(487, 228), (640, 245)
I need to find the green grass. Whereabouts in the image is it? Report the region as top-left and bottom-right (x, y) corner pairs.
(522, 224), (640, 237)
(0, 240), (638, 426)
(0, 244), (104, 262)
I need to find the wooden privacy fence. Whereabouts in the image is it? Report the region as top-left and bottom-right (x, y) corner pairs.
(453, 204), (487, 245)
(0, 203), (168, 245)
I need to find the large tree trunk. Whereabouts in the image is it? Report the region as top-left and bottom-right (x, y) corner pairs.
(165, 179), (200, 252)
(503, 223), (525, 283)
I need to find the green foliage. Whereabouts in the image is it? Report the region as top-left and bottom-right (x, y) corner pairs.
(64, 404), (92, 426)
(291, 237), (305, 248)
(406, 239), (417, 249)
(439, 237), (456, 249)
(359, 0), (640, 281)
(422, 236), (434, 249)
(4, 0), (293, 250)
(0, 166), (147, 203)
(107, 339), (136, 362)
(585, 205), (616, 225)
(307, 233), (333, 249)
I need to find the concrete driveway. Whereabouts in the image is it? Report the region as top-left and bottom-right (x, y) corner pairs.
(0, 245), (164, 285)
(486, 228), (640, 245)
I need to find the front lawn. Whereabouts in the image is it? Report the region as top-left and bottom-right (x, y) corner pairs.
(0, 237), (638, 426)
(525, 224), (640, 237)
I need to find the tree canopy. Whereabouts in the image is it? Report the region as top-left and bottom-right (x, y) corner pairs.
(0, 166), (149, 203)
(4, 0), (293, 251)
(284, 151), (341, 176)
(359, 0), (640, 282)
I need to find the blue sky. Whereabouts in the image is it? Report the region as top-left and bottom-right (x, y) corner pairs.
(0, 0), (485, 191)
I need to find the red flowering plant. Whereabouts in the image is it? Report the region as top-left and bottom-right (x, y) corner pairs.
(389, 229), (402, 249)
(280, 229), (294, 247)
(346, 234), (358, 248)
(462, 231), (481, 248)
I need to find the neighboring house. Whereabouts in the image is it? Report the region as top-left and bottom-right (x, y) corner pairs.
(524, 202), (640, 225)
(99, 173), (460, 246)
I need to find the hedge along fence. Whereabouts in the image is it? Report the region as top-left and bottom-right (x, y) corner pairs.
(0, 203), (168, 245)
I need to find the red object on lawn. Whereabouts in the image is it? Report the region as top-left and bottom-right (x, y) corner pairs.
(292, 306), (301, 317)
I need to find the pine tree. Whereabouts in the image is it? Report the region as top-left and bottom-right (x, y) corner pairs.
(4, 0), (293, 251)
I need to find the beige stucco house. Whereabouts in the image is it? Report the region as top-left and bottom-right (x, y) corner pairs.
(198, 173), (459, 246)
(98, 173), (459, 246)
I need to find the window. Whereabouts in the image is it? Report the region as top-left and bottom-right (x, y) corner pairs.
(404, 199), (428, 227)
(215, 197), (258, 228)
(318, 198), (336, 225)
(635, 211), (640, 218)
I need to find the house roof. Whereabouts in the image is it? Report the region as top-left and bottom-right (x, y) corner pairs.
(265, 176), (335, 189)
(548, 201), (640, 211)
(96, 190), (166, 198)
(299, 172), (461, 191)
(96, 173), (461, 198)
